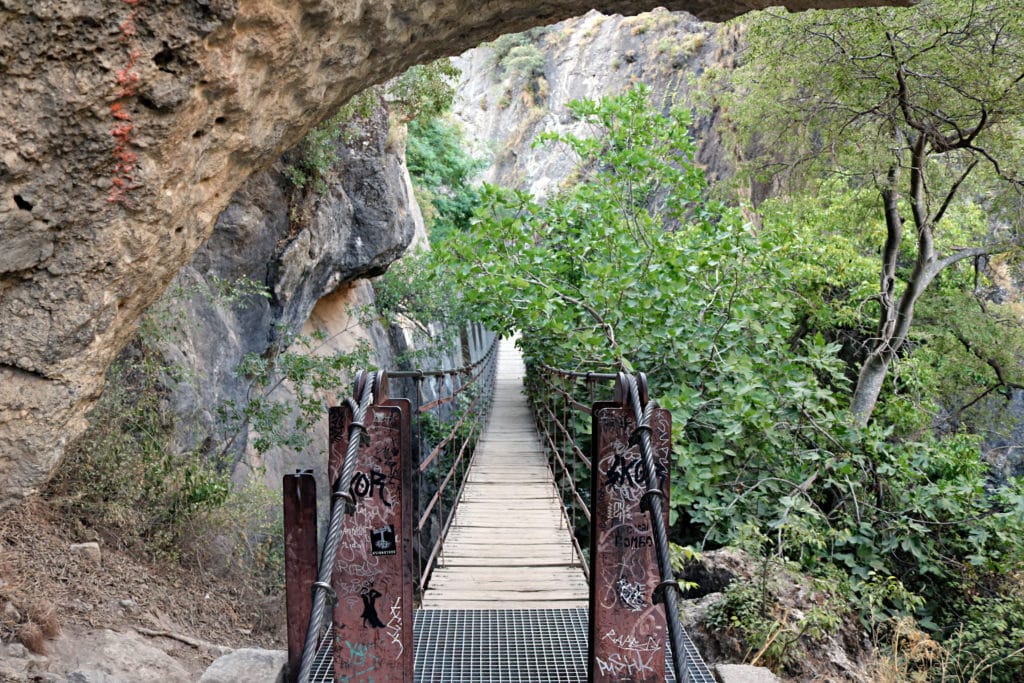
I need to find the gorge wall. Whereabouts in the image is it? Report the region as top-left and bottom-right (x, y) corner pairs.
(452, 9), (731, 197)
(0, 0), (907, 504)
(153, 101), (424, 489)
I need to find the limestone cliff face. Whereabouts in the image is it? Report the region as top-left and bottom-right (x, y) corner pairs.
(451, 9), (734, 197)
(152, 102), (419, 488)
(0, 0), (906, 504)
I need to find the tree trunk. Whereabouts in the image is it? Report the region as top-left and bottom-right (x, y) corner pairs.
(850, 350), (890, 425)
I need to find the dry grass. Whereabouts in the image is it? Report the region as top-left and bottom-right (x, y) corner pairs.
(870, 617), (946, 683)
(17, 621), (45, 654)
(28, 601), (60, 639)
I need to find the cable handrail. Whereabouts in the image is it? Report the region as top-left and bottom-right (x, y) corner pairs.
(389, 335), (498, 380)
(619, 371), (690, 683)
(526, 365), (606, 577)
(411, 335), (498, 593)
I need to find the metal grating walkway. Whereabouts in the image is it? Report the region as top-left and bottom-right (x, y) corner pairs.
(311, 608), (712, 682)
(413, 608), (690, 683)
(421, 338), (588, 609)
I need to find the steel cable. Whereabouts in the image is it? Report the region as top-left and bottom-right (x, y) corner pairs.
(529, 362), (713, 683)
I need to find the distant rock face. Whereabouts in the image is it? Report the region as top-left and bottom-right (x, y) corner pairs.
(0, 0), (907, 505)
(452, 10), (739, 198)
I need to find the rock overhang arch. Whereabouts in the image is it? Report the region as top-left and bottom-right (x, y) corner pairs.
(0, 0), (909, 505)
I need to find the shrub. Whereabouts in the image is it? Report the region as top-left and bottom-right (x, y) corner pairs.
(405, 117), (484, 244)
(503, 45), (546, 80)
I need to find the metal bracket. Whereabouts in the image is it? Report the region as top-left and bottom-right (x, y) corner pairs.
(652, 579), (682, 606)
(639, 487), (666, 514)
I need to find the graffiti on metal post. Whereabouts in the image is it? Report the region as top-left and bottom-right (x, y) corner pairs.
(370, 525), (397, 556)
(351, 468), (392, 506)
(385, 597), (404, 657)
(329, 403), (413, 681)
(589, 404), (671, 683)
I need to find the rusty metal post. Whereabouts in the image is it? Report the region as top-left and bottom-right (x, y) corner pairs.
(589, 396), (672, 683)
(386, 395), (415, 678)
(412, 374), (425, 595)
(283, 470), (317, 683)
(328, 404), (353, 494)
(328, 374), (414, 682)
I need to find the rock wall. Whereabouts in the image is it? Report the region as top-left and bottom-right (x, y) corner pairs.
(452, 9), (731, 197)
(152, 101), (421, 489)
(0, 0), (907, 504)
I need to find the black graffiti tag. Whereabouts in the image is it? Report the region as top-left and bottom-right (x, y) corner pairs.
(350, 468), (392, 506)
(604, 452), (668, 491)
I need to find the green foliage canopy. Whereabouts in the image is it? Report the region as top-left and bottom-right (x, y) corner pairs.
(724, 0), (1024, 193)
(714, 0), (1024, 422)
(432, 87), (1024, 675)
(405, 117), (485, 244)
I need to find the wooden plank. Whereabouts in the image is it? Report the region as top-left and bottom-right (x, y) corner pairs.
(429, 576), (588, 588)
(420, 599), (588, 610)
(421, 338), (588, 609)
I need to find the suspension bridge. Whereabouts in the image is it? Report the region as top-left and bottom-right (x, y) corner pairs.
(282, 330), (715, 682)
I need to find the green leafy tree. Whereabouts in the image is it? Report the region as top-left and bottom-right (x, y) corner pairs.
(488, 29), (549, 74)
(436, 86), (1024, 678)
(721, 0), (1024, 423)
(405, 117), (484, 243)
(441, 85), (847, 539)
(758, 182), (1024, 438)
(388, 59), (460, 123)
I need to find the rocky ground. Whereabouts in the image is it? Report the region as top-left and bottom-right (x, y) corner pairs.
(0, 499), (285, 682)
(681, 549), (876, 683)
(0, 497), (882, 682)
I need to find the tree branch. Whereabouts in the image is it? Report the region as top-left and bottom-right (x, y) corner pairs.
(933, 159), (979, 225)
(519, 272), (619, 353)
(877, 168), (903, 342)
(951, 329), (1024, 391)
(935, 244), (1011, 273)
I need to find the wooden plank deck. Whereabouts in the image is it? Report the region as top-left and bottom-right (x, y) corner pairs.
(421, 337), (589, 610)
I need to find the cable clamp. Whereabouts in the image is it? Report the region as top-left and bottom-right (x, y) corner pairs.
(639, 488), (666, 514)
(629, 423), (653, 447)
(349, 420), (371, 447)
(332, 490), (356, 514)
(312, 581), (338, 607)
(652, 579), (682, 605)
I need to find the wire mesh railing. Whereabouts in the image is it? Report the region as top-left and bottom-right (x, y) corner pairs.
(525, 367), (619, 580)
(389, 331), (499, 594)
